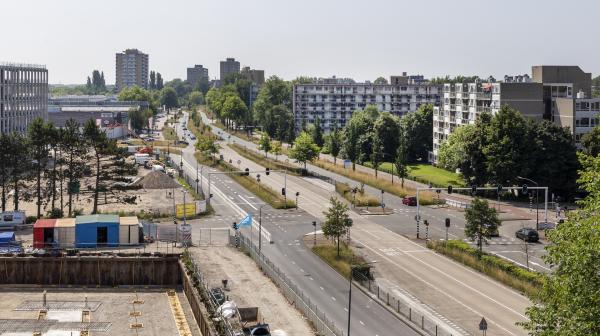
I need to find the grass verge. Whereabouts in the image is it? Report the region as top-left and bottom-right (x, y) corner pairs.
(312, 159), (436, 205)
(214, 120), (257, 143)
(228, 143), (304, 175)
(189, 113), (218, 141)
(194, 152), (295, 209)
(427, 240), (544, 297)
(365, 162), (465, 187)
(312, 243), (366, 279)
(176, 176), (202, 201)
(335, 182), (380, 207)
(162, 126), (179, 141)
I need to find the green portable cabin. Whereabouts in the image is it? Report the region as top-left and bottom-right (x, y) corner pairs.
(75, 214), (120, 248)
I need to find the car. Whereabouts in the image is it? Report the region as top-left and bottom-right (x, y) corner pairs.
(190, 135), (196, 140)
(516, 228), (539, 242)
(402, 196), (417, 206)
(182, 127), (188, 131)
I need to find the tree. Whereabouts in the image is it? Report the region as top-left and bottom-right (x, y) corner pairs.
(221, 94), (248, 129)
(327, 126), (342, 164)
(271, 104), (295, 143)
(62, 119), (88, 217)
(343, 106), (378, 170)
(373, 112), (401, 161)
(460, 112), (492, 186)
(258, 132), (272, 157)
(270, 141), (282, 161)
(156, 73), (164, 90)
(289, 131), (320, 170)
(195, 137), (218, 162)
(188, 91), (204, 107)
(118, 86), (158, 112)
(464, 198), (500, 254)
(160, 87), (179, 109)
(205, 88), (223, 116)
(520, 153), (600, 335)
(83, 119), (112, 214)
(322, 197), (351, 257)
(437, 124), (476, 171)
(86, 77), (92, 92)
(374, 77), (388, 85)
(253, 76), (292, 137)
(581, 125), (600, 157)
(395, 136), (408, 187)
(401, 104), (433, 162)
(6, 133), (30, 211)
(593, 75), (600, 98)
(28, 118), (53, 218)
(149, 71), (156, 90)
(370, 136), (384, 178)
(128, 108), (151, 133)
(483, 106), (531, 186)
(0, 134), (11, 212)
(311, 117), (324, 147)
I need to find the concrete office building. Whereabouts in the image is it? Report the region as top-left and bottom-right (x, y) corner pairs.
(293, 75), (441, 133)
(431, 65), (595, 162)
(0, 63), (48, 134)
(186, 65), (209, 87)
(115, 49), (149, 91)
(219, 58), (240, 81)
(241, 66), (265, 86)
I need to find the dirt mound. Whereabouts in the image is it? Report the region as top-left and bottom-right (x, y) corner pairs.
(135, 171), (181, 189)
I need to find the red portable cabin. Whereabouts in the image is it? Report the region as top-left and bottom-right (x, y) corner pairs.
(33, 219), (57, 248)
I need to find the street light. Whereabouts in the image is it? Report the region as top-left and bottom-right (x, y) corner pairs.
(258, 204), (266, 256)
(517, 176), (539, 230)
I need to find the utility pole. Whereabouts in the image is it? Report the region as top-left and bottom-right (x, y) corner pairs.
(312, 221), (317, 247)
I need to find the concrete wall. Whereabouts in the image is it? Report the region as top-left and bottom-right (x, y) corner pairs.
(180, 261), (216, 336)
(554, 97), (576, 132)
(500, 82), (545, 120)
(0, 255), (181, 286)
(532, 65), (592, 97)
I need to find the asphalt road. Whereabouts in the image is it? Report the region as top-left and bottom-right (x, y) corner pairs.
(201, 112), (533, 336)
(170, 112), (421, 336)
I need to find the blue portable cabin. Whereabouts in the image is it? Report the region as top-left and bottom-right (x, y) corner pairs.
(75, 214), (120, 248)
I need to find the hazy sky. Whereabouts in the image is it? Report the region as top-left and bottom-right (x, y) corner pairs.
(2, 0), (598, 84)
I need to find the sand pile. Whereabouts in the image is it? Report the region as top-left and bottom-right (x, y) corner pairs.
(134, 171), (181, 189)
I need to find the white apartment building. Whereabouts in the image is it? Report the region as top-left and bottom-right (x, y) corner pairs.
(0, 63), (48, 134)
(293, 76), (441, 133)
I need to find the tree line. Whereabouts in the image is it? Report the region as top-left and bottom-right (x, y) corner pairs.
(437, 106), (579, 198)
(0, 118), (137, 219)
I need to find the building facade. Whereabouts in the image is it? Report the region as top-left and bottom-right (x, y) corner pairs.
(241, 66), (265, 85)
(0, 63), (48, 134)
(115, 49), (149, 91)
(293, 76), (441, 133)
(219, 58), (240, 82)
(186, 65), (209, 87)
(431, 65), (595, 162)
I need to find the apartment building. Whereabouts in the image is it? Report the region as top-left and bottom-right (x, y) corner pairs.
(431, 65), (595, 162)
(219, 58), (240, 82)
(0, 63), (48, 134)
(240, 67), (265, 86)
(186, 65), (209, 87)
(293, 75), (441, 133)
(115, 49), (149, 91)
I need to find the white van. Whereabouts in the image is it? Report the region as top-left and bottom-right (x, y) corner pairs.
(134, 153), (151, 165)
(0, 211), (26, 230)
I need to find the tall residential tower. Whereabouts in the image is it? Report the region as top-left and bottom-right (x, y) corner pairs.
(115, 49), (149, 91)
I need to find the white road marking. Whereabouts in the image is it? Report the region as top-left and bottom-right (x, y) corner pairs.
(331, 296), (336, 301)
(320, 286), (324, 291)
(359, 321), (365, 326)
(238, 194), (258, 210)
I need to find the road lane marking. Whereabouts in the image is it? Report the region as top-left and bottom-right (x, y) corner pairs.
(359, 321), (365, 326)
(238, 194), (258, 210)
(331, 297), (336, 301)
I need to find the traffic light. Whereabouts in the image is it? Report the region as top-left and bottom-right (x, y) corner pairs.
(447, 185), (453, 194)
(471, 184), (477, 194)
(232, 222), (238, 230)
(497, 184), (503, 193)
(244, 168), (250, 176)
(445, 218), (450, 228)
(296, 192), (300, 197)
(281, 188), (286, 196)
(521, 184), (528, 194)
(265, 167), (270, 176)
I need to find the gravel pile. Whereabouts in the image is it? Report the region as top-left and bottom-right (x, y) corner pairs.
(134, 171), (181, 189)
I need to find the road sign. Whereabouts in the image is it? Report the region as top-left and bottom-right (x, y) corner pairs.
(381, 203), (386, 209)
(176, 203), (196, 218)
(479, 317), (488, 331)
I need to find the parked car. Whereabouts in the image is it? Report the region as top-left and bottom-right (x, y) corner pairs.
(190, 135), (196, 140)
(516, 228), (539, 242)
(402, 196), (417, 206)
(538, 221), (556, 230)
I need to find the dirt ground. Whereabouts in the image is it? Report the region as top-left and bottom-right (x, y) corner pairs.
(5, 167), (187, 218)
(191, 246), (314, 336)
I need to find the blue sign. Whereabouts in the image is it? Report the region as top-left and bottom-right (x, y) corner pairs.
(238, 214), (253, 227)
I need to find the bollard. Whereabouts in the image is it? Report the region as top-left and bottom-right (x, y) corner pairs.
(409, 307), (412, 321)
(387, 292), (389, 305)
(422, 316), (424, 329)
(397, 300), (400, 312)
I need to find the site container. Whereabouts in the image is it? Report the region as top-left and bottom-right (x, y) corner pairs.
(119, 216), (141, 245)
(54, 218), (76, 248)
(33, 219), (57, 248)
(75, 214), (119, 248)
(0, 231), (15, 244)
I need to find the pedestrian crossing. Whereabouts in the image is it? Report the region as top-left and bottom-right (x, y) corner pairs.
(202, 214), (305, 222)
(463, 237), (522, 245)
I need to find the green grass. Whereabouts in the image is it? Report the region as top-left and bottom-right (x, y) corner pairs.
(162, 126), (179, 141)
(194, 152), (295, 209)
(176, 176), (202, 201)
(214, 120), (258, 143)
(335, 182), (380, 207)
(427, 240), (544, 297)
(228, 143), (304, 175)
(366, 162), (465, 187)
(312, 243), (366, 279)
(312, 159), (436, 205)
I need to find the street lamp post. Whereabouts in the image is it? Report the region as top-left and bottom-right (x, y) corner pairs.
(517, 176), (540, 230)
(295, 192), (300, 210)
(258, 204), (266, 256)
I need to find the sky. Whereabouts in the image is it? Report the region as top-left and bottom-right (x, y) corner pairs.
(2, 0), (599, 84)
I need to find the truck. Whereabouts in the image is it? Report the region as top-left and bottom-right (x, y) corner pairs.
(134, 153), (151, 165)
(0, 211), (26, 230)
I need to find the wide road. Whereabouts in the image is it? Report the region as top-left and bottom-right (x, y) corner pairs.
(170, 112), (422, 336)
(202, 112), (532, 336)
